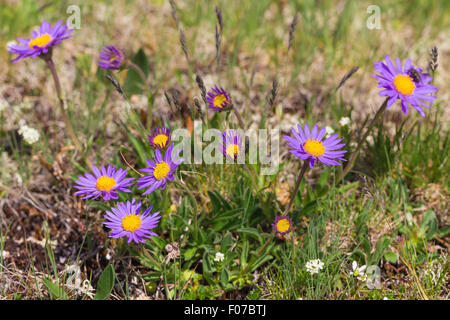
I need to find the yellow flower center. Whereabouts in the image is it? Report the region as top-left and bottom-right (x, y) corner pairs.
(154, 161), (170, 180)
(393, 74), (415, 96)
(28, 34), (52, 49)
(276, 219), (291, 233)
(304, 140), (325, 157)
(121, 215), (142, 233)
(153, 134), (169, 148)
(226, 144), (240, 158)
(96, 176), (116, 192)
(213, 94), (228, 108)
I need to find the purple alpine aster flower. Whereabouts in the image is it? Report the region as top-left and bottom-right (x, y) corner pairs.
(98, 45), (124, 70)
(148, 127), (171, 150)
(372, 55), (438, 117)
(283, 123), (347, 169)
(272, 216), (293, 234)
(206, 86), (232, 111)
(104, 199), (160, 243)
(7, 20), (74, 64)
(74, 165), (134, 201)
(137, 143), (184, 195)
(220, 129), (243, 160)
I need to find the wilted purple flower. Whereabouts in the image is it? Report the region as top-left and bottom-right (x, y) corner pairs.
(284, 123), (347, 169)
(272, 215), (293, 234)
(372, 55), (438, 116)
(98, 45), (124, 70)
(104, 199), (160, 243)
(220, 129), (243, 160)
(207, 86), (232, 111)
(148, 127), (171, 150)
(74, 165), (134, 201)
(137, 143), (184, 195)
(7, 20), (74, 64)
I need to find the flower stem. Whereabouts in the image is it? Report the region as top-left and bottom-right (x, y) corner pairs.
(290, 229), (297, 276)
(175, 178), (199, 243)
(127, 60), (152, 94)
(337, 97), (388, 182)
(283, 160), (309, 216)
(43, 55), (91, 168)
(232, 106), (246, 129)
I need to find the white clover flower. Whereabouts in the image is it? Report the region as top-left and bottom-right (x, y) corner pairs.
(305, 259), (324, 275)
(18, 124), (40, 145)
(325, 126), (334, 137)
(339, 117), (351, 127)
(350, 261), (367, 281)
(214, 252), (225, 262)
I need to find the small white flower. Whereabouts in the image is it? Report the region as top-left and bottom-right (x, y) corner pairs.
(339, 117), (351, 127)
(18, 124), (40, 145)
(214, 252), (225, 262)
(63, 264), (95, 298)
(325, 126), (334, 137)
(383, 297), (389, 300)
(15, 173), (23, 185)
(305, 259), (324, 275)
(1, 250), (10, 259)
(350, 261), (367, 281)
(0, 99), (8, 113)
(366, 135), (374, 145)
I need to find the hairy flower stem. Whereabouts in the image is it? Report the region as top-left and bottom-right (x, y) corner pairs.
(175, 179), (199, 243)
(232, 107), (246, 129)
(127, 60), (153, 127)
(241, 231), (275, 274)
(127, 60), (151, 94)
(284, 160), (309, 216)
(43, 55), (91, 168)
(133, 243), (160, 267)
(291, 229), (297, 276)
(338, 97), (388, 182)
(243, 163), (266, 208)
(232, 106), (263, 190)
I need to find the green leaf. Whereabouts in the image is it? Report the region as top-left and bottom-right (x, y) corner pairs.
(418, 210), (438, 240)
(237, 228), (262, 242)
(436, 226), (450, 238)
(384, 251), (399, 264)
(248, 254), (273, 273)
(220, 268), (229, 287)
(202, 251), (212, 274)
(221, 232), (233, 252)
(127, 133), (148, 166)
(42, 279), (68, 300)
(94, 264), (115, 300)
(372, 235), (391, 265)
(208, 190), (232, 212)
(150, 236), (167, 250)
(184, 247), (197, 261)
(123, 48), (150, 95)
